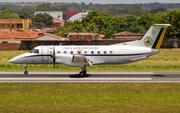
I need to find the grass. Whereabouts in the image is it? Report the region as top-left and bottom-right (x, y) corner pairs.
(0, 50), (180, 112)
(0, 49), (180, 71)
(0, 83), (180, 112)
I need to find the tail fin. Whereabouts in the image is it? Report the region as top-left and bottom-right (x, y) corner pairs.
(112, 24), (171, 49)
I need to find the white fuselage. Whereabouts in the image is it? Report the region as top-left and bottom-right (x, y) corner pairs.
(9, 45), (159, 67)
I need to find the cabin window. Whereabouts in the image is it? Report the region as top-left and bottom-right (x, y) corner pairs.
(71, 51), (73, 54)
(97, 51), (100, 54)
(64, 51), (67, 54)
(57, 51), (60, 54)
(29, 49), (35, 53)
(33, 49), (39, 54)
(104, 51), (107, 54)
(110, 51), (113, 54)
(91, 51), (94, 54)
(78, 51), (81, 55)
(84, 51), (87, 54)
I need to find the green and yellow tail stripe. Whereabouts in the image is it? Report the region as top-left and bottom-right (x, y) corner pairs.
(152, 28), (167, 49)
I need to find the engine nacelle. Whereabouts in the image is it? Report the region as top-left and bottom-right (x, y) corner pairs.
(55, 54), (87, 67)
(55, 54), (73, 66)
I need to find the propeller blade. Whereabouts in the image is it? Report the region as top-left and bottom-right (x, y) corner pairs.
(53, 46), (55, 68)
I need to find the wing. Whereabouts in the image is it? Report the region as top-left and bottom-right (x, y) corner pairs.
(56, 54), (105, 67)
(72, 55), (93, 67)
(56, 54), (93, 67)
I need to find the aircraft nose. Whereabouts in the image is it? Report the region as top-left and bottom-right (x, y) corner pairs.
(9, 58), (18, 64)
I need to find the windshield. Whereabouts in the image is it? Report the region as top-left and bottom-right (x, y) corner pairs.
(29, 49), (35, 53)
(33, 49), (39, 54)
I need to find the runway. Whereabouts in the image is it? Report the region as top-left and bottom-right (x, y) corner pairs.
(0, 71), (180, 83)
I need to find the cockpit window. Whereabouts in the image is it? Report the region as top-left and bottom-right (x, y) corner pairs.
(29, 49), (35, 53)
(33, 49), (39, 54)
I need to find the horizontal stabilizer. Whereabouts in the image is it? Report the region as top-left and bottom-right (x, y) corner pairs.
(131, 56), (147, 62)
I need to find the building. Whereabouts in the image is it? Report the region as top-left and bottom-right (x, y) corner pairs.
(67, 32), (104, 41)
(34, 11), (63, 20)
(0, 19), (29, 31)
(112, 31), (143, 40)
(29, 28), (57, 34)
(53, 18), (64, 27)
(36, 33), (67, 41)
(0, 30), (66, 50)
(30, 12), (65, 27)
(0, 31), (65, 42)
(0, 31), (38, 42)
(67, 12), (89, 22)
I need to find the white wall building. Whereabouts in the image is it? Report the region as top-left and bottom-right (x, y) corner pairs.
(67, 12), (89, 22)
(34, 11), (63, 20)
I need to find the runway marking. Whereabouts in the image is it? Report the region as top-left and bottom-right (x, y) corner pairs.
(0, 78), (152, 81)
(0, 71), (154, 75)
(1, 81), (180, 83)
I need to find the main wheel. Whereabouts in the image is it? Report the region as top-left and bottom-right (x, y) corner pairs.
(79, 70), (86, 76)
(24, 71), (28, 75)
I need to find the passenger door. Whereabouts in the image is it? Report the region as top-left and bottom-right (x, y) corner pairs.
(41, 46), (49, 62)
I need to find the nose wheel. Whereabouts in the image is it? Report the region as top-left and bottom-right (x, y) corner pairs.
(79, 66), (87, 76)
(24, 71), (28, 75)
(23, 64), (28, 75)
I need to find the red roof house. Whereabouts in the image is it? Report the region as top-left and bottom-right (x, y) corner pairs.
(112, 31), (143, 40)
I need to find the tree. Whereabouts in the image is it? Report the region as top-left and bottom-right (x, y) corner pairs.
(161, 10), (180, 37)
(88, 2), (93, 6)
(80, 2), (86, 5)
(0, 8), (20, 19)
(150, 7), (167, 14)
(123, 5), (145, 16)
(82, 10), (101, 24)
(35, 3), (52, 11)
(32, 13), (55, 29)
(1, 8), (14, 14)
(18, 11), (31, 19)
(0, 7), (8, 11)
(138, 13), (159, 29)
(59, 5), (70, 14)
(22, 7), (35, 14)
(124, 15), (145, 34)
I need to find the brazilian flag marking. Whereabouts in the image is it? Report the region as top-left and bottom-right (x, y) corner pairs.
(152, 28), (167, 49)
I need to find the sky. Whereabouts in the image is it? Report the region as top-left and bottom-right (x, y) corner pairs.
(1, 0), (180, 4)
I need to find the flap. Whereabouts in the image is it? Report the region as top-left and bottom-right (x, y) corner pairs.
(72, 55), (86, 62)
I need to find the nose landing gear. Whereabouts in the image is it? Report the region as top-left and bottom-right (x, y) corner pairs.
(23, 64), (28, 75)
(79, 66), (87, 76)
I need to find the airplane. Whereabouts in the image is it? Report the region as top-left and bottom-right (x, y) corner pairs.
(9, 24), (171, 76)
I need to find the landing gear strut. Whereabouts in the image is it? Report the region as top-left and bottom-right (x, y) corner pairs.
(23, 64), (28, 75)
(79, 66), (87, 76)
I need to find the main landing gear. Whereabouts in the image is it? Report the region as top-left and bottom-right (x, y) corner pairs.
(23, 64), (28, 75)
(79, 66), (87, 76)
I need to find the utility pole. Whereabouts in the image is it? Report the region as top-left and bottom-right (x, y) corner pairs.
(45, 4), (47, 13)
(9, 15), (12, 32)
(10, 18), (12, 32)
(98, 16), (99, 39)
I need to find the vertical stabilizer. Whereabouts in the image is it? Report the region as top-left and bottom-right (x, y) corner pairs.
(112, 24), (171, 49)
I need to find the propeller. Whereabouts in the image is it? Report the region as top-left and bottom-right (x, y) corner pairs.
(53, 46), (55, 68)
